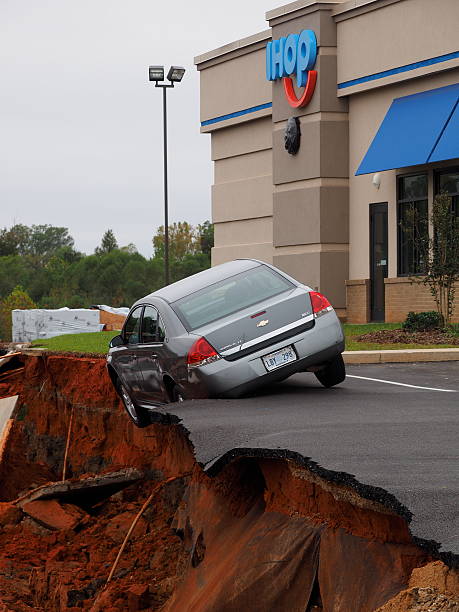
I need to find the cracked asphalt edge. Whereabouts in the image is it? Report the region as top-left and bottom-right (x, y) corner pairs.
(145, 406), (459, 569)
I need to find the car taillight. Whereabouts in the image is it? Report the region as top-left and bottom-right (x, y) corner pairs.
(309, 291), (333, 317)
(187, 337), (220, 368)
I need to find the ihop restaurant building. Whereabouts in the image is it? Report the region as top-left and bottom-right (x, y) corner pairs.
(195, 0), (459, 323)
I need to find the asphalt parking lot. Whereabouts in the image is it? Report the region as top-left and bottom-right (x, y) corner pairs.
(163, 361), (459, 555)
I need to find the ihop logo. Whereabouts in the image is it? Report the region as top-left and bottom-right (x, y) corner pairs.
(266, 30), (317, 108)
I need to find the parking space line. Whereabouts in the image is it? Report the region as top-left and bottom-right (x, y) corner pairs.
(346, 374), (457, 393)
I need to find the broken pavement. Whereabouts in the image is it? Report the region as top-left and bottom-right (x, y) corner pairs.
(0, 353), (457, 610)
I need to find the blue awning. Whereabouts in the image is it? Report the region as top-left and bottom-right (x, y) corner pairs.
(429, 98), (459, 163)
(356, 82), (459, 176)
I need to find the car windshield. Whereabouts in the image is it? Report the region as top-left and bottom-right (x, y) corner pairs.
(172, 264), (294, 330)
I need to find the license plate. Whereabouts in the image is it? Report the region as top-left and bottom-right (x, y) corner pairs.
(262, 345), (297, 372)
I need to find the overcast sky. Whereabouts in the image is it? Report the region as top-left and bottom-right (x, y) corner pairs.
(1, 0), (276, 256)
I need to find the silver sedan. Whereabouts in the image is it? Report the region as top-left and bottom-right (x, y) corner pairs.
(107, 259), (345, 427)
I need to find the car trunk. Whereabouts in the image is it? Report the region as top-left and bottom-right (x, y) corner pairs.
(198, 288), (314, 360)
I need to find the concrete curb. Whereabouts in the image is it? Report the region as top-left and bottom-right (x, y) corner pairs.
(343, 348), (459, 364)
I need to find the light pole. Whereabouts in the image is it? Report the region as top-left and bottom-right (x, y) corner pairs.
(149, 65), (186, 286)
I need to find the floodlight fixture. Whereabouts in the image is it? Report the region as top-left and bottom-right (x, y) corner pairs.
(148, 63), (186, 286)
(167, 66), (186, 83)
(149, 65), (164, 82)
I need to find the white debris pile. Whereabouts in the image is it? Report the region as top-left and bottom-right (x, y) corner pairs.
(12, 308), (104, 342)
(93, 305), (130, 316)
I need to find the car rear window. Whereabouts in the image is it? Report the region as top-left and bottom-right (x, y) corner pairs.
(172, 264), (294, 330)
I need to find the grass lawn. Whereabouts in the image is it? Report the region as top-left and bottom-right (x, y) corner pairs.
(343, 322), (458, 351)
(29, 323), (459, 354)
(31, 331), (119, 354)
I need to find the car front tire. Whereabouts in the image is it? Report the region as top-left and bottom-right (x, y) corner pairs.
(117, 380), (150, 428)
(314, 354), (346, 388)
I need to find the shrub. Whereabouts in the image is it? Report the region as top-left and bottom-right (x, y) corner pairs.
(0, 285), (37, 341)
(402, 311), (443, 332)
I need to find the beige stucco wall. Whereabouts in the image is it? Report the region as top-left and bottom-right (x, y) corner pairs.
(348, 68), (459, 280)
(214, 216), (273, 246)
(211, 115), (272, 160)
(211, 116), (273, 263)
(196, 35), (274, 267)
(212, 175), (273, 223)
(211, 118), (273, 225)
(212, 242), (275, 266)
(214, 149), (271, 184)
(197, 34), (271, 125)
(335, 0), (459, 85)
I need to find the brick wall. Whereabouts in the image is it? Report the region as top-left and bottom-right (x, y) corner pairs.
(384, 278), (459, 323)
(345, 279), (370, 324)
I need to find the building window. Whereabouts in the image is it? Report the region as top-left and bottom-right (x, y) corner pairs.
(397, 174), (428, 276)
(435, 168), (459, 217)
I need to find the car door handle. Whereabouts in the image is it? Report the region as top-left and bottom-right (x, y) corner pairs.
(150, 353), (158, 359)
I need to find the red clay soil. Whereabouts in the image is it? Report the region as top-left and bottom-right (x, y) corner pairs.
(165, 460), (432, 612)
(0, 480), (190, 611)
(0, 355), (194, 500)
(0, 353), (458, 611)
(375, 560), (459, 611)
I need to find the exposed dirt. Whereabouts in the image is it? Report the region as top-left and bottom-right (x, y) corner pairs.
(0, 353), (458, 611)
(355, 329), (459, 345)
(375, 561), (459, 611)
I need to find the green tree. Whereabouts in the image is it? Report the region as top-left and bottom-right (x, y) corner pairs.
(120, 243), (138, 254)
(172, 252), (212, 282)
(0, 286), (37, 341)
(405, 192), (459, 326)
(95, 229), (118, 255)
(69, 249), (153, 306)
(153, 222), (198, 260)
(0, 256), (31, 298)
(0, 221), (213, 313)
(40, 254), (78, 307)
(54, 245), (83, 264)
(197, 221), (214, 256)
(0, 224), (31, 256)
(28, 225), (75, 260)
(0, 224), (76, 264)
(152, 220), (213, 285)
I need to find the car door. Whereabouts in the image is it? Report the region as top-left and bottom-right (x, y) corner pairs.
(135, 305), (167, 405)
(112, 306), (143, 399)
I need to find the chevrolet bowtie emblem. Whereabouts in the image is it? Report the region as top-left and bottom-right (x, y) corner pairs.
(256, 319), (269, 327)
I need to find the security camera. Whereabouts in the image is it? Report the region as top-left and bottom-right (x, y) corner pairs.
(372, 173), (381, 189)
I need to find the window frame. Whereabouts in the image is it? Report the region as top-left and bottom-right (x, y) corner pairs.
(139, 304), (167, 345)
(397, 172), (429, 277)
(122, 306), (144, 345)
(434, 166), (459, 217)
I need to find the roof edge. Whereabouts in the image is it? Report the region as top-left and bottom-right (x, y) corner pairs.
(194, 29), (271, 67)
(266, 0), (342, 22)
(332, 0), (402, 20)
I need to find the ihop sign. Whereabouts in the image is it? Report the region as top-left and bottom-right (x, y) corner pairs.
(266, 30), (317, 108)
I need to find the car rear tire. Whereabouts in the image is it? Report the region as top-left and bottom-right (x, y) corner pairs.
(116, 380), (150, 428)
(314, 354), (346, 388)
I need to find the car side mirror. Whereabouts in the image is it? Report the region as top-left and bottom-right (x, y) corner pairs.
(109, 334), (125, 348)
